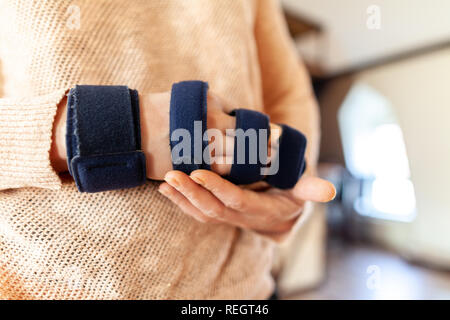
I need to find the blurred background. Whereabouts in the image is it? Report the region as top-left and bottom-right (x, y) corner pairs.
(274, 0), (450, 299)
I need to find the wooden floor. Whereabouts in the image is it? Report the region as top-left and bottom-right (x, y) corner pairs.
(285, 242), (450, 300)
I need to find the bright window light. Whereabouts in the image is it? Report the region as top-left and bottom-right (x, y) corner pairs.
(371, 178), (416, 218)
(338, 83), (416, 221)
(366, 124), (410, 179)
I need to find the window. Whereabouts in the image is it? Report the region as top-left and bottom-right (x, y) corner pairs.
(338, 83), (416, 222)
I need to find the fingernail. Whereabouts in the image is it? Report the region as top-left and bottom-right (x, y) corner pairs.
(168, 178), (180, 188)
(328, 185), (337, 201)
(164, 174), (180, 188)
(190, 175), (204, 185)
(158, 187), (168, 196)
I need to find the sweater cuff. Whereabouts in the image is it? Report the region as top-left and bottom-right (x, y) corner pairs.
(0, 89), (68, 190)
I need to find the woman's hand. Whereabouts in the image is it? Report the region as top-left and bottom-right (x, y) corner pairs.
(139, 91), (235, 179)
(158, 169), (336, 236)
(51, 88), (336, 236)
(51, 90), (236, 179)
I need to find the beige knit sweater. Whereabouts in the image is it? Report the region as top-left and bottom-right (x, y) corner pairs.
(0, 0), (319, 299)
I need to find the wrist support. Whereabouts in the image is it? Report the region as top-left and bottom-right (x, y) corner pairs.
(66, 85), (146, 193)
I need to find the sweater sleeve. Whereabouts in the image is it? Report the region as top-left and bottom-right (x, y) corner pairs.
(253, 0), (321, 243)
(255, 0), (320, 169)
(0, 62), (66, 190)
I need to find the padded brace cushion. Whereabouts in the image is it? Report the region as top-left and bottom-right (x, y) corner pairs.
(66, 85), (146, 192)
(168, 81), (307, 189)
(225, 109), (270, 185)
(265, 124), (307, 189)
(170, 81), (210, 174)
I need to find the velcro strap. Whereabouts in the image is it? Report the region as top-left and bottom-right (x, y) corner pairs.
(66, 85), (146, 192)
(265, 124), (307, 189)
(225, 109), (270, 185)
(168, 81), (307, 189)
(169, 81), (210, 174)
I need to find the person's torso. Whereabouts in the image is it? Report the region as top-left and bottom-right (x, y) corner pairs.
(0, 0), (274, 299)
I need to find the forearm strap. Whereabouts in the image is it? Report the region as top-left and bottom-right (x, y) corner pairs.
(66, 85), (146, 193)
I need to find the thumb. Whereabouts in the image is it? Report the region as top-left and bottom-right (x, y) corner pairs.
(291, 176), (336, 203)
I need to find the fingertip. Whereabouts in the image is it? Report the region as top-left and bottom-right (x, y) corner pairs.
(160, 180), (176, 191)
(190, 169), (242, 201)
(190, 170), (213, 187)
(164, 170), (186, 180)
(163, 171), (174, 182)
(190, 174), (205, 186)
(158, 182), (168, 191)
(324, 181), (337, 202)
(158, 182), (173, 198)
(293, 176), (337, 203)
(190, 169), (218, 182)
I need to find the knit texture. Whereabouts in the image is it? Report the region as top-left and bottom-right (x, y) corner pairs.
(0, 0), (319, 299)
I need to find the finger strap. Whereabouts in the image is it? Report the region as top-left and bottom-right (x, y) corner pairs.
(169, 81), (307, 189)
(225, 109), (270, 185)
(265, 124), (307, 189)
(169, 81), (210, 174)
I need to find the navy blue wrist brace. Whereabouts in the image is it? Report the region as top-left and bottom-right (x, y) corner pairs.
(170, 81), (210, 173)
(66, 85), (146, 193)
(225, 108), (270, 185)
